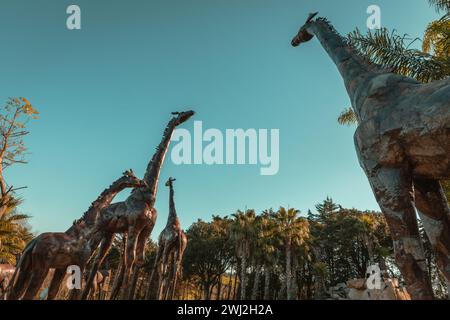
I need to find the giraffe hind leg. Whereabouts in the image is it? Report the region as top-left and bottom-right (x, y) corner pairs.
(22, 269), (49, 300)
(414, 178), (450, 282)
(368, 166), (434, 299)
(47, 268), (65, 300)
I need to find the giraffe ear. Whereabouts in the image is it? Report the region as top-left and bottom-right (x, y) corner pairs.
(306, 12), (318, 23)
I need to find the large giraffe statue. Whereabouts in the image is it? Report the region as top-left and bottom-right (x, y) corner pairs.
(291, 13), (450, 300)
(83, 111), (194, 300)
(146, 177), (187, 300)
(7, 170), (145, 300)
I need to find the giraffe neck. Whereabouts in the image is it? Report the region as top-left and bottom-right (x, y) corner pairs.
(306, 19), (382, 121)
(67, 180), (127, 234)
(167, 183), (179, 227)
(130, 118), (178, 207)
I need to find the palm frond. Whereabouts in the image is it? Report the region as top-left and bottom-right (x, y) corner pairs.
(338, 107), (358, 126)
(428, 0), (450, 13)
(347, 28), (450, 83)
(423, 16), (450, 58)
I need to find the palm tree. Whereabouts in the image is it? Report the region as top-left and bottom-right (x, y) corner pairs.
(230, 209), (257, 300)
(271, 207), (309, 300)
(0, 198), (32, 264)
(259, 210), (278, 300)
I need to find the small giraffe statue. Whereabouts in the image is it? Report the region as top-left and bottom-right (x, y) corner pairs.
(291, 13), (450, 299)
(83, 111), (194, 300)
(146, 177), (187, 300)
(7, 170), (145, 300)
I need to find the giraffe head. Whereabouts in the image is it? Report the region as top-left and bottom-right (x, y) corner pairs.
(291, 12), (318, 47)
(118, 169), (147, 189)
(165, 177), (176, 187)
(172, 110), (195, 126)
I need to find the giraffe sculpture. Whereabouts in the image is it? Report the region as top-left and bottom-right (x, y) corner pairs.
(291, 13), (450, 299)
(146, 177), (187, 300)
(82, 111), (195, 300)
(7, 170), (145, 300)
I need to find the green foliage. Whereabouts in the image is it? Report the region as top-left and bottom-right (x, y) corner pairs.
(0, 97), (39, 169)
(183, 217), (234, 299)
(338, 0), (450, 126)
(177, 199), (394, 300)
(338, 107), (358, 126)
(423, 14), (450, 58)
(347, 28), (449, 83)
(427, 0), (450, 12)
(0, 198), (33, 264)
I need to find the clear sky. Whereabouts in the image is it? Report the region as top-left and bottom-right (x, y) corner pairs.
(0, 0), (440, 237)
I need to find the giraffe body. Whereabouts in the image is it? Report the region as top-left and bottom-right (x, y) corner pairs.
(146, 177), (187, 300)
(7, 171), (145, 300)
(83, 111), (194, 300)
(292, 15), (450, 299)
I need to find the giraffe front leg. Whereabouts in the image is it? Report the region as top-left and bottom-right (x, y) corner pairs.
(109, 235), (127, 300)
(135, 225), (153, 268)
(46, 268), (65, 300)
(368, 166), (434, 299)
(128, 226), (153, 299)
(121, 227), (139, 299)
(414, 178), (450, 283)
(22, 268), (49, 300)
(145, 244), (164, 300)
(81, 234), (114, 300)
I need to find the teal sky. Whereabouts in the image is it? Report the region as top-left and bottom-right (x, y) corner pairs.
(0, 0), (440, 237)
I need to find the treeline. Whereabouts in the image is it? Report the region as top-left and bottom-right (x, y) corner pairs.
(112, 198), (448, 300)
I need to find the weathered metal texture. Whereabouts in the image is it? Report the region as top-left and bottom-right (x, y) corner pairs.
(292, 14), (450, 300)
(146, 177), (187, 300)
(7, 171), (145, 300)
(85, 111), (194, 300)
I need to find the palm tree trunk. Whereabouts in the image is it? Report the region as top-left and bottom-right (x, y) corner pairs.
(263, 265), (271, 300)
(233, 267), (239, 299)
(292, 257), (299, 300)
(226, 269), (233, 300)
(286, 241), (293, 300)
(203, 285), (208, 300)
(216, 276), (222, 300)
(240, 253), (247, 300)
(251, 265), (261, 300)
(363, 233), (375, 265)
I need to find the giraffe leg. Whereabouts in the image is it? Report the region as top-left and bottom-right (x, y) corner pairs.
(145, 244), (163, 300)
(22, 268), (48, 300)
(98, 280), (104, 300)
(47, 268), (65, 300)
(68, 265), (85, 300)
(159, 246), (174, 300)
(90, 277), (98, 300)
(170, 252), (182, 300)
(128, 225), (153, 299)
(110, 235), (127, 300)
(121, 227), (139, 299)
(81, 234), (114, 300)
(368, 167), (434, 299)
(110, 260), (125, 300)
(414, 178), (450, 282)
(136, 225), (154, 268)
(8, 268), (31, 300)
